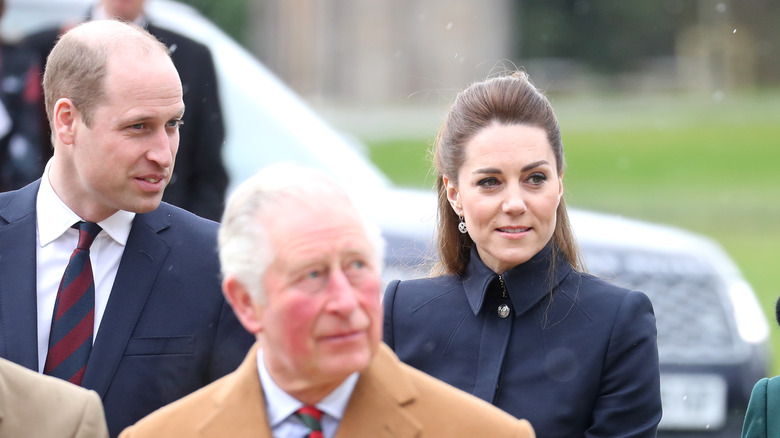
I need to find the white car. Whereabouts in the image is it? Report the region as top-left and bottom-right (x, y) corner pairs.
(4, 0), (770, 434)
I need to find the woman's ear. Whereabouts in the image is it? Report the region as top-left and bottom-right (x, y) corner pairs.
(557, 170), (564, 203)
(444, 176), (462, 216)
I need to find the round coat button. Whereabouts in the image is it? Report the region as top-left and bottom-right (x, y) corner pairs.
(497, 304), (510, 319)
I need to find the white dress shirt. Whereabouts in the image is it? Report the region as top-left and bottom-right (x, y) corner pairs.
(35, 165), (134, 372)
(257, 349), (358, 438)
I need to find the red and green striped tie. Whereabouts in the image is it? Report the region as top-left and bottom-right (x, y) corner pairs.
(295, 405), (323, 438)
(44, 221), (101, 385)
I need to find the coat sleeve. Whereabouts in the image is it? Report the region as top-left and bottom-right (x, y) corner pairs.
(586, 290), (662, 438)
(382, 279), (402, 349)
(742, 377), (769, 438)
(74, 390), (110, 438)
(181, 46), (227, 221)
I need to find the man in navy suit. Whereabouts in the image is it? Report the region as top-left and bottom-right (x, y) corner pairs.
(21, 0), (227, 221)
(0, 20), (253, 437)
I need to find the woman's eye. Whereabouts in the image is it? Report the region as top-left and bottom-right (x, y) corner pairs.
(477, 177), (499, 187)
(528, 173), (547, 185)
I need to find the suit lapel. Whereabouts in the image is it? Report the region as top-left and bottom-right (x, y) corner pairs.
(81, 208), (171, 396)
(336, 345), (421, 438)
(0, 182), (42, 370)
(199, 344), (272, 438)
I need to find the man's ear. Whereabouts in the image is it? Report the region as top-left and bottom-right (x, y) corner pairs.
(222, 275), (263, 335)
(443, 176), (462, 216)
(52, 98), (79, 146)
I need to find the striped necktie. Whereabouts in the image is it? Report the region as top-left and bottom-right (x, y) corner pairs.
(44, 221), (102, 385)
(295, 405), (324, 438)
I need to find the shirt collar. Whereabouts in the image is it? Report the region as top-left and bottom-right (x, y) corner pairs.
(257, 348), (358, 428)
(461, 243), (572, 317)
(37, 162), (135, 247)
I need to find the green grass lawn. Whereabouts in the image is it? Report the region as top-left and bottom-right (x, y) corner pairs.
(364, 90), (780, 374)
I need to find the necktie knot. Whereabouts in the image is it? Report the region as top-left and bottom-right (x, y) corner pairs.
(74, 221), (101, 250)
(295, 405), (323, 437)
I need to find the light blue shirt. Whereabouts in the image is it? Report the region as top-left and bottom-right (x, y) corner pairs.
(257, 349), (358, 438)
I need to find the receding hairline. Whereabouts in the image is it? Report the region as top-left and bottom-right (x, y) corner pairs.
(61, 19), (170, 57)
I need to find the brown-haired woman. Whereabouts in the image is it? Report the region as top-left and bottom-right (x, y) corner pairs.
(382, 71), (662, 437)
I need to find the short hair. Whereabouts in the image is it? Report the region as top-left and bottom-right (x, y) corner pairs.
(433, 71), (583, 275)
(43, 20), (169, 131)
(218, 163), (385, 303)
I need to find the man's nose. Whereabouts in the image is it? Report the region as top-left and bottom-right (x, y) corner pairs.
(324, 269), (359, 314)
(146, 128), (174, 167)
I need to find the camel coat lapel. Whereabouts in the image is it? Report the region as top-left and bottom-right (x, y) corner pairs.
(198, 344), (270, 438)
(198, 344), (421, 438)
(336, 345), (421, 438)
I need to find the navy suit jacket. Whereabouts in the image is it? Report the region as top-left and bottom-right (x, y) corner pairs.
(0, 181), (254, 437)
(383, 245), (662, 438)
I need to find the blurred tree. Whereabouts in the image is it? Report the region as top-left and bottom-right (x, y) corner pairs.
(731, 0), (780, 86)
(516, 0), (696, 73)
(177, 0), (248, 46)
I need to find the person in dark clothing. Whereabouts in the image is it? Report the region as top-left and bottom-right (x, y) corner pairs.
(383, 71), (663, 437)
(21, 0), (227, 220)
(0, 0), (43, 192)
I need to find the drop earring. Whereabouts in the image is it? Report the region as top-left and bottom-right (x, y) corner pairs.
(458, 216), (468, 234)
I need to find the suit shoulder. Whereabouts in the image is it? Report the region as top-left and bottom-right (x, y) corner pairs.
(563, 270), (653, 309)
(400, 362), (535, 437)
(154, 202), (219, 230)
(137, 203), (219, 252)
(389, 274), (461, 296)
(367, 346), (534, 437)
(119, 370), (240, 437)
(0, 359), (108, 437)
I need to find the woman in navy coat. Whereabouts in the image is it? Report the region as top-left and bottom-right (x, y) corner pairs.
(382, 72), (662, 437)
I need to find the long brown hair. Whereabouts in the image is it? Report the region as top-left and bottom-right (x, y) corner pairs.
(432, 71), (583, 275)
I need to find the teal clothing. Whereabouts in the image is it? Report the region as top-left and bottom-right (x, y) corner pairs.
(742, 377), (780, 437)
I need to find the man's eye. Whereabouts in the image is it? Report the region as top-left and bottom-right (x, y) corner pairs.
(130, 123), (144, 130)
(167, 119), (183, 128)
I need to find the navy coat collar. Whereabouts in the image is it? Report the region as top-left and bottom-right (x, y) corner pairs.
(461, 243), (573, 317)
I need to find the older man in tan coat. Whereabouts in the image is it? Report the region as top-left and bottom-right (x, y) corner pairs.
(0, 357), (108, 437)
(120, 164), (535, 438)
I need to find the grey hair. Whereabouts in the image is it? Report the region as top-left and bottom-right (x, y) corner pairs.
(218, 163), (385, 303)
